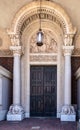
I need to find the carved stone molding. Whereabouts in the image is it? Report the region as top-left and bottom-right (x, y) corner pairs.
(63, 46), (74, 56)
(9, 34), (20, 46)
(64, 34), (74, 46)
(0, 49), (13, 57)
(72, 48), (80, 56)
(10, 46), (22, 56)
(73, 34), (80, 48)
(30, 55), (57, 62)
(20, 13), (63, 35)
(7, 0), (76, 36)
(30, 30), (57, 53)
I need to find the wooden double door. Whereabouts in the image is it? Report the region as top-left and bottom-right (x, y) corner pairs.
(30, 66), (57, 117)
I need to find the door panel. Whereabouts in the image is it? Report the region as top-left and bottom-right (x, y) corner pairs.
(30, 66), (57, 117)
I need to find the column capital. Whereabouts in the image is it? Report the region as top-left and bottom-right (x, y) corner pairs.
(9, 34), (20, 46)
(10, 45), (22, 56)
(63, 45), (74, 56)
(64, 34), (74, 46)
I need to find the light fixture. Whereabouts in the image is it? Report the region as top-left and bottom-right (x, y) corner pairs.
(36, 0), (43, 46)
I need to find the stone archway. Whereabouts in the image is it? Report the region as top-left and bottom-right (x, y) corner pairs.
(7, 0), (76, 121)
(7, 0), (76, 35)
(21, 21), (63, 118)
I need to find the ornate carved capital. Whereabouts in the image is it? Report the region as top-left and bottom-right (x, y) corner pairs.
(10, 45), (22, 56)
(63, 45), (74, 56)
(64, 34), (74, 46)
(9, 34), (20, 46)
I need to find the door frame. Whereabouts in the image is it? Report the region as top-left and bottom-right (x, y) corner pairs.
(30, 65), (57, 117)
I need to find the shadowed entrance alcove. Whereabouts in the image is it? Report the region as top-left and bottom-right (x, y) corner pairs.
(7, 0), (76, 120)
(21, 20), (63, 117)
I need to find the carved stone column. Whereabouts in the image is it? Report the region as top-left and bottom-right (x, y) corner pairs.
(7, 35), (25, 121)
(63, 46), (74, 105)
(61, 35), (76, 121)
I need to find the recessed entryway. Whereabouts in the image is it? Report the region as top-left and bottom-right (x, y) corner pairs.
(30, 65), (57, 117)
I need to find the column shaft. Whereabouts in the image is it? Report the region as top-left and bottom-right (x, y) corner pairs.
(61, 43), (76, 121)
(13, 53), (21, 105)
(64, 54), (71, 105)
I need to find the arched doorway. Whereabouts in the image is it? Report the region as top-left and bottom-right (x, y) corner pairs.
(7, 0), (76, 121)
(21, 20), (63, 117)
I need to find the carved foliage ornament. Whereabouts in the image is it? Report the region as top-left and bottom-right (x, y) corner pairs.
(64, 34), (74, 46)
(9, 34), (20, 46)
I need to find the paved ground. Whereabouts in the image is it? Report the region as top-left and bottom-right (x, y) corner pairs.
(0, 118), (77, 130)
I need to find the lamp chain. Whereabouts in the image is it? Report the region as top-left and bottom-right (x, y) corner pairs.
(39, 0), (42, 30)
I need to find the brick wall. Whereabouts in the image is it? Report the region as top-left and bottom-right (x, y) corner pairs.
(0, 57), (13, 72)
(71, 57), (80, 104)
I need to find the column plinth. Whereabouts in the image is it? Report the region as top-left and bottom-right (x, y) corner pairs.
(7, 45), (25, 121)
(61, 46), (76, 121)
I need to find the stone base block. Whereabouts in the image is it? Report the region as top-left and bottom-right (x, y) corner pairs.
(60, 105), (76, 121)
(0, 110), (7, 121)
(7, 113), (25, 121)
(25, 112), (29, 118)
(57, 112), (61, 118)
(61, 114), (76, 121)
(7, 104), (25, 121)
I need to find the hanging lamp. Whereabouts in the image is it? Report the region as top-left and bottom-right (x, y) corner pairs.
(36, 0), (43, 46)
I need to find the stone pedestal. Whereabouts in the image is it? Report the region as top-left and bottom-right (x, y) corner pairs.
(61, 105), (76, 121)
(7, 105), (25, 121)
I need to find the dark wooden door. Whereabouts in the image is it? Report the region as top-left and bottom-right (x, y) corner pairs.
(30, 66), (57, 117)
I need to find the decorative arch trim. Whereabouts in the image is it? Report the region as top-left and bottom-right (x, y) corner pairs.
(7, 0), (76, 36)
